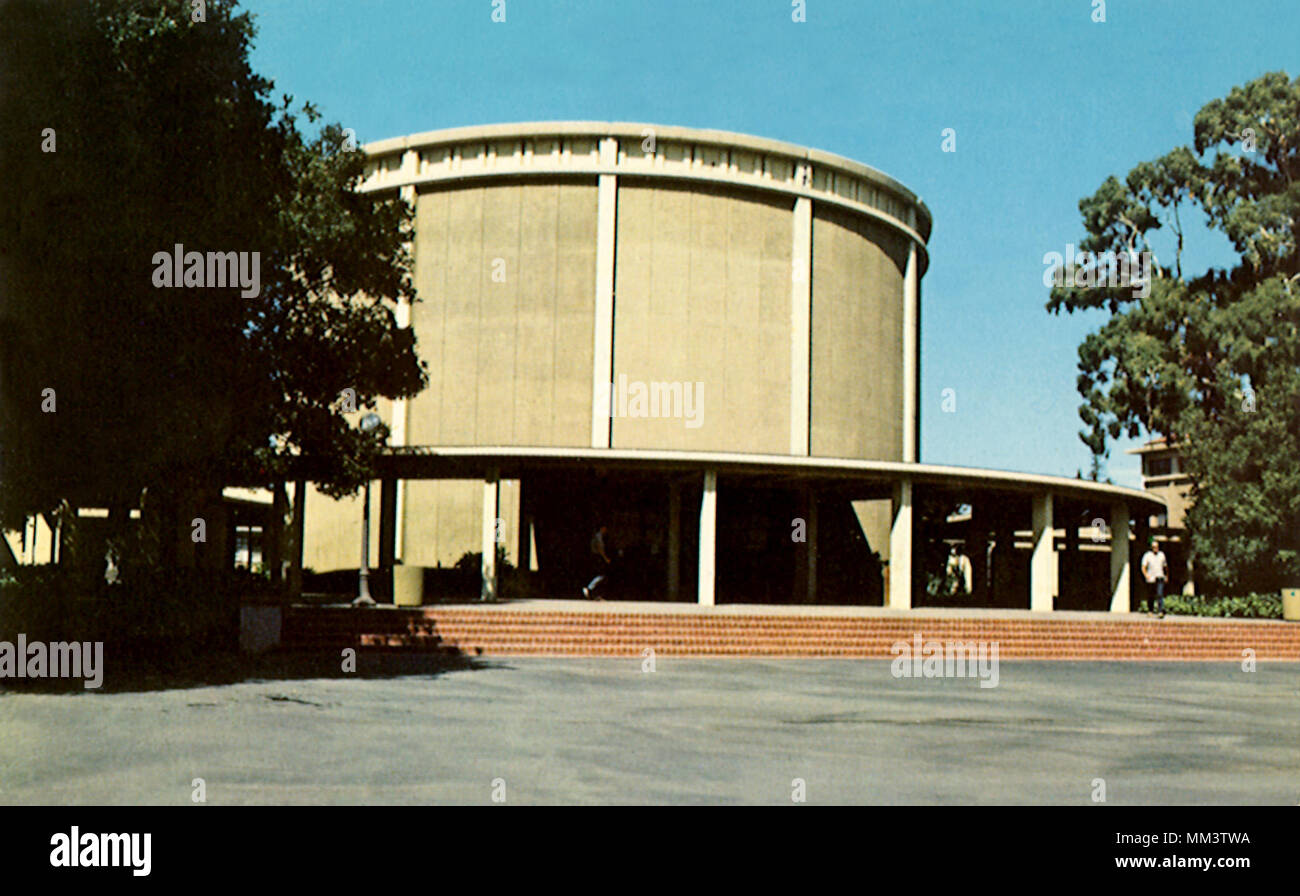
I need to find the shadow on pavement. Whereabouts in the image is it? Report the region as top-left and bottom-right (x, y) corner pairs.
(0, 648), (486, 695)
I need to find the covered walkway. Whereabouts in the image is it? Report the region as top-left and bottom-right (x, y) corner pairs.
(284, 446), (1165, 614)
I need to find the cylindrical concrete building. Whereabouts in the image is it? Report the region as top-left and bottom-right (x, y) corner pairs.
(301, 122), (1158, 610)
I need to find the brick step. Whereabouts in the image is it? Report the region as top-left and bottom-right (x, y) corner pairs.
(427, 639), (1295, 653)
(278, 608), (1300, 660)
(280, 638), (1288, 659)
(281, 641), (446, 650)
(420, 608), (1288, 620)
(421, 630), (1297, 648)
(420, 616), (1296, 634)
(421, 619), (1296, 636)
(284, 625), (442, 633)
(290, 611), (1295, 631)
(426, 633), (1296, 650)
(283, 624), (1300, 641)
(424, 641), (1291, 657)
(416, 630), (1299, 646)
(423, 639), (1289, 652)
(421, 645), (1284, 659)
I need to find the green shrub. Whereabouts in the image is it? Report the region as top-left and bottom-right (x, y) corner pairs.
(453, 547), (514, 574)
(0, 566), (242, 678)
(1159, 592), (1283, 619)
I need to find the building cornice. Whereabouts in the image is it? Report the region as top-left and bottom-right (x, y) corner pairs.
(358, 121), (932, 270)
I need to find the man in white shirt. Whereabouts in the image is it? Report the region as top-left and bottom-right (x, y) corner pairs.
(1140, 539), (1169, 617)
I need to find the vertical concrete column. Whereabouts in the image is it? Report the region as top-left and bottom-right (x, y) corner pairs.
(31, 514), (51, 563)
(889, 479), (913, 610)
(267, 482), (286, 586)
(399, 149), (418, 180)
(667, 481), (682, 601)
(789, 195), (812, 456)
(481, 469), (500, 601)
(394, 183), (417, 561)
(1109, 502), (1131, 613)
(902, 243), (919, 463)
(2, 529), (22, 569)
(697, 470), (717, 606)
(23, 516), (36, 565)
(1030, 492), (1055, 612)
(288, 480), (306, 601)
(590, 137), (619, 449)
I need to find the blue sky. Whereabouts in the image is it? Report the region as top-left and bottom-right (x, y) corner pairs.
(247, 0), (1297, 489)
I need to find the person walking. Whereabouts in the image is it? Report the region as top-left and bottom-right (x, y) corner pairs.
(582, 525), (612, 601)
(1140, 539), (1169, 617)
(945, 543), (972, 596)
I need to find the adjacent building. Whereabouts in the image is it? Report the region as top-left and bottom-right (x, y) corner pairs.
(1128, 437), (1195, 594)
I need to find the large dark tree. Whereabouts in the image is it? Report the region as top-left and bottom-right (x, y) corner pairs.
(0, 0), (425, 545)
(1047, 72), (1300, 594)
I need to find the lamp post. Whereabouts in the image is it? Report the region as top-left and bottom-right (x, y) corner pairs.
(354, 412), (383, 606)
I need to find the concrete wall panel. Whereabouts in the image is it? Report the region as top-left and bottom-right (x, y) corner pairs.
(407, 180), (597, 449)
(810, 206), (910, 460)
(611, 181), (793, 453)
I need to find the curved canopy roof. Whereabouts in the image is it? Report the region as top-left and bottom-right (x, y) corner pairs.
(377, 445), (1163, 511)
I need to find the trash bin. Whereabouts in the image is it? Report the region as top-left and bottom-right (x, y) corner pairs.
(393, 566), (425, 607)
(1283, 587), (1300, 622)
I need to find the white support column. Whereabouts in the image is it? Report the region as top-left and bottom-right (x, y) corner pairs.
(22, 516), (35, 565)
(902, 242), (919, 463)
(1030, 492), (1056, 612)
(2, 529), (24, 567)
(590, 137), (619, 449)
(667, 481), (682, 601)
(1109, 503), (1131, 613)
(400, 148), (418, 179)
(393, 183), (417, 561)
(481, 469), (500, 601)
(889, 479), (913, 610)
(36, 514), (55, 564)
(790, 194), (812, 456)
(697, 470), (717, 606)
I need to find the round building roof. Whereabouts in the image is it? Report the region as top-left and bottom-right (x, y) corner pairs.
(360, 121), (932, 266)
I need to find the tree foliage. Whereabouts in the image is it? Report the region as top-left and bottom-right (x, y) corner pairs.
(0, 0), (426, 531)
(1047, 72), (1300, 593)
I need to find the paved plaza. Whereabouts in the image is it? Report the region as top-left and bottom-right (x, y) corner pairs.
(1, 659), (1296, 804)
